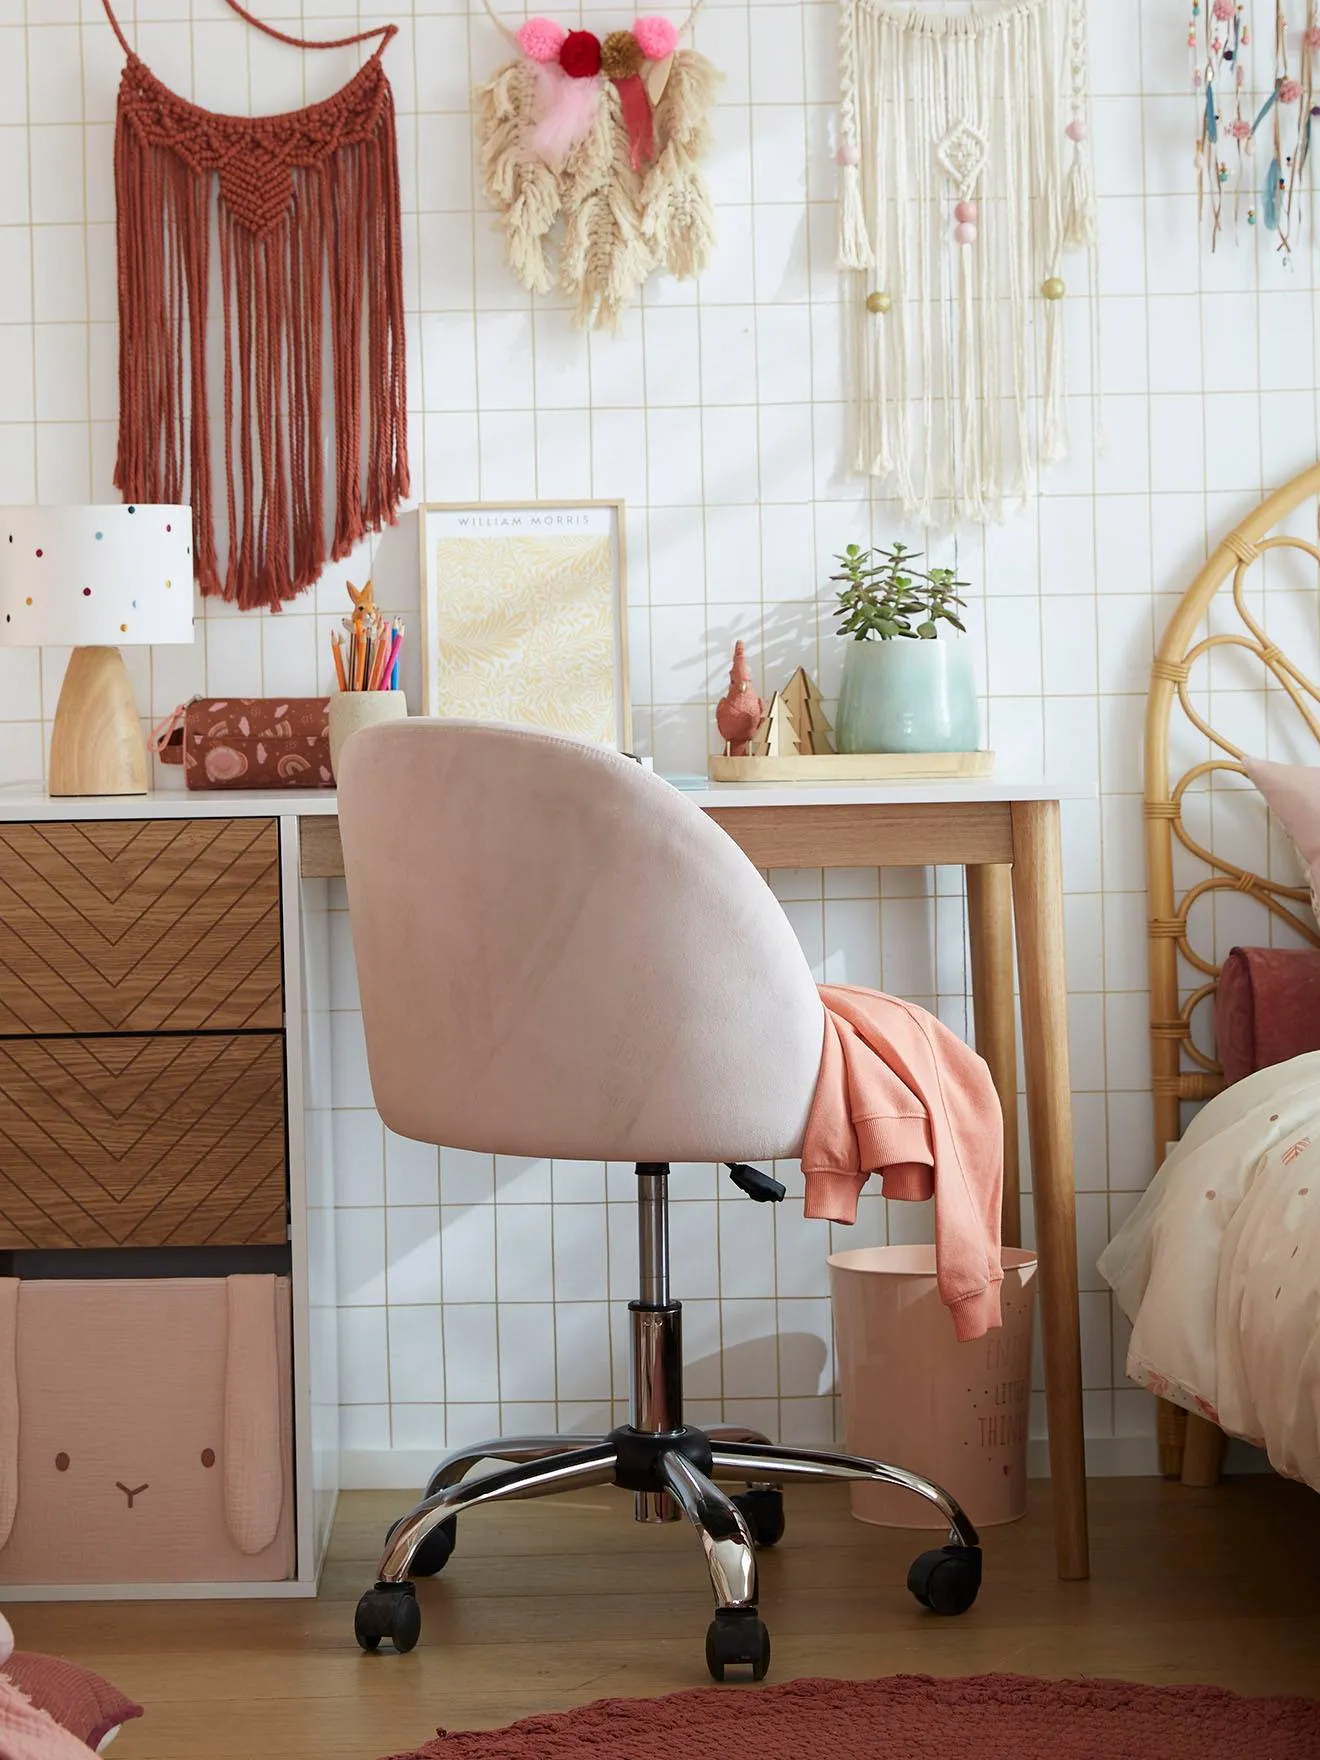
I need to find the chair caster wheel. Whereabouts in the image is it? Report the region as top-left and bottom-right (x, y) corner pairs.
(732, 1487), (785, 1548)
(385, 1513), (457, 1577)
(355, 1582), (422, 1653)
(907, 1544), (982, 1616)
(705, 1609), (771, 1682)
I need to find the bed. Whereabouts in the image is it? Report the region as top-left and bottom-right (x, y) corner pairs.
(1100, 462), (1320, 1489)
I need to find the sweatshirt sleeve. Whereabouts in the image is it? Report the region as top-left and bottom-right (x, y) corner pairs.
(801, 1009), (933, 1223)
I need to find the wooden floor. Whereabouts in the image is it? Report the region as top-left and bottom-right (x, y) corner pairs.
(12, 1477), (1320, 1760)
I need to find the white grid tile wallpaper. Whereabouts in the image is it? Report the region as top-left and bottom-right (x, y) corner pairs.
(2, 0), (1318, 1478)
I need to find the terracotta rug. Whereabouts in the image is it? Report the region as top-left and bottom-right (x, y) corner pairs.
(385, 1673), (1320, 1759)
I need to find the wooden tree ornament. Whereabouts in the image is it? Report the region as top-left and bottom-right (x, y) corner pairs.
(780, 667), (835, 755)
(755, 692), (797, 758)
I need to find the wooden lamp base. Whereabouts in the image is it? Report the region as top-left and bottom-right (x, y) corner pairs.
(48, 645), (149, 797)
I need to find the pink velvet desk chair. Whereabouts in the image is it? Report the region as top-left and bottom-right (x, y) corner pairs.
(337, 721), (981, 1680)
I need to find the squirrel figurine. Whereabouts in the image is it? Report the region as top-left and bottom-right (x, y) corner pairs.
(715, 640), (765, 757)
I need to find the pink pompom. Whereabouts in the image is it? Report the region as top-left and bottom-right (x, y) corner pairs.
(518, 16), (567, 62)
(1227, 116), (1251, 140)
(836, 141), (860, 167)
(954, 198), (977, 222)
(1280, 76), (1303, 103)
(633, 14), (678, 60)
(1307, 25), (1320, 47)
(1213, 0), (1235, 16)
(954, 221), (977, 245)
(1065, 117), (1088, 142)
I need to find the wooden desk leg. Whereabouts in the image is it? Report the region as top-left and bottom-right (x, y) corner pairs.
(1009, 800), (1090, 1582)
(967, 864), (1022, 1250)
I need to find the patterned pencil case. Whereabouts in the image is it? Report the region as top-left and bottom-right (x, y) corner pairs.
(153, 697), (333, 790)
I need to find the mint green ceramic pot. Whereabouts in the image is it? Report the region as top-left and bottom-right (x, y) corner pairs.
(836, 637), (979, 754)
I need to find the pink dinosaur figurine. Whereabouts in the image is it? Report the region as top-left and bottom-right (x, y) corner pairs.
(715, 640), (764, 756)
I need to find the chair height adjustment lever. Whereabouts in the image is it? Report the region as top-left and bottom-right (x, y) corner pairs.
(725, 1163), (786, 1203)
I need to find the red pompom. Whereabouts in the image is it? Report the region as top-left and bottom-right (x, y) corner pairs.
(559, 28), (602, 77)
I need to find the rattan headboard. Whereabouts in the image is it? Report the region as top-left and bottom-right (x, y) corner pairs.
(1146, 462), (1320, 1162)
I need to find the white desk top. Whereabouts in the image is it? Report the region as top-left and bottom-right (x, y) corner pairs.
(0, 784), (341, 822)
(0, 773), (1090, 822)
(666, 776), (1092, 809)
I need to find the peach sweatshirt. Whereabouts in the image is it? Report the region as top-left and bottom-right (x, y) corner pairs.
(803, 985), (1004, 1342)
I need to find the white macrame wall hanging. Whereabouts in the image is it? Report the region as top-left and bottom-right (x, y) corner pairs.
(475, 5), (719, 330)
(837, 0), (1099, 524)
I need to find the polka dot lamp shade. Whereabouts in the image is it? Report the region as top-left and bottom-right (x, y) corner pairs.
(0, 504), (195, 648)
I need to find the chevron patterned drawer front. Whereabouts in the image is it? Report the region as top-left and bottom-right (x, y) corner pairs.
(0, 1031), (287, 1249)
(0, 819), (282, 1035)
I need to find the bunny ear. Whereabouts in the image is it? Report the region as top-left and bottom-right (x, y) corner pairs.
(223, 1277), (284, 1557)
(0, 1279), (19, 1550)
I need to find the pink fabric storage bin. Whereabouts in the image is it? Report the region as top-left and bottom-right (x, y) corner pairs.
(0, 1275), (294, 1585)
(828, 1246), (1037, 1529)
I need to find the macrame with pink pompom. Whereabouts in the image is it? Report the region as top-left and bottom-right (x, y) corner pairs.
(474, 0), (718, 327)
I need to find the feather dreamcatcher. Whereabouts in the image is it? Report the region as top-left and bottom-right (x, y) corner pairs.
(475, 7), (719, 328)
(1191, 0), (1319, 254)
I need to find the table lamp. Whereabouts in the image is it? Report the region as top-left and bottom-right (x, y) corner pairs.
(0, 504), (195, 797)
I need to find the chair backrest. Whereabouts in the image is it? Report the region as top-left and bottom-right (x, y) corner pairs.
(337, 720), (824, 1163)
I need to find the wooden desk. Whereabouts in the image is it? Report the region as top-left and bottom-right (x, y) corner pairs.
(303, 775), (1090, 1583)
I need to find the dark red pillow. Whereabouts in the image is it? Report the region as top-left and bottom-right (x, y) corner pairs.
(1215, 945), (1320, 1087)
(2, 1653), (143, 1752)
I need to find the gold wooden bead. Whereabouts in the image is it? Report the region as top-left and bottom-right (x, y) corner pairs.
(1041, 276), (1066, 301)
(865, 290), (892, 314)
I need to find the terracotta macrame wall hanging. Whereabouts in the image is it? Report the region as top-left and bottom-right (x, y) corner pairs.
(1191, 0), (1318, 254)
(837, 0), (1099, 526)
(101, 0), (410, 611)
(474, 4), (719, 329)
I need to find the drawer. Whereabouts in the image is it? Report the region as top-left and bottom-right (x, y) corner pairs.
(0, 1033), (287, 1249)
(0, 818), (282, 1035)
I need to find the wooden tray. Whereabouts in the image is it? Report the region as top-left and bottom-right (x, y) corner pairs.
(709, 751), (994, 783)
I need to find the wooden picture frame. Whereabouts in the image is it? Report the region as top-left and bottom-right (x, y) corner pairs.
(419, 500), (630, 750)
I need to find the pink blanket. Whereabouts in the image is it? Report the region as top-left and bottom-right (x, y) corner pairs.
(0, 1675), (100, 1760)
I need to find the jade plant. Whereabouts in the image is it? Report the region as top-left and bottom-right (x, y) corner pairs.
(831, 543), (969, 641)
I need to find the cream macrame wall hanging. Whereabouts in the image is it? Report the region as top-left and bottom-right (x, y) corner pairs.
(837, 0), (1099, 524)
(475, 5), (718, 329)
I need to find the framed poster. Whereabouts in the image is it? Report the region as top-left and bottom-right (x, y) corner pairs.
(419, 500), (630, 749)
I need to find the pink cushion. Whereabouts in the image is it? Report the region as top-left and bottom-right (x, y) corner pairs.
(1215, 945), (1320, 1086)
(3, 1656), (142, 1752)
(1242, 756), (1320, 926)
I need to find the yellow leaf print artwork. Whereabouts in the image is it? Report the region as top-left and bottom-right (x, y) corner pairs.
(433, 533), (618, 745)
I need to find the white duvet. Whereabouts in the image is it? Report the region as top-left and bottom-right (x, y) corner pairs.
(1098, 1051), (1320, 1489)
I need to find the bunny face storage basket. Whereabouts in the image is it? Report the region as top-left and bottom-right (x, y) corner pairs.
(0, 1275), (294, 1585)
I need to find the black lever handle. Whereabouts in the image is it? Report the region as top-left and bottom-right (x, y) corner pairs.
(725, 1162), (786, 1203)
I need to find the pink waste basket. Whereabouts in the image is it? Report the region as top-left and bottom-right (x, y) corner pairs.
(828, 1245), (1037, 1529)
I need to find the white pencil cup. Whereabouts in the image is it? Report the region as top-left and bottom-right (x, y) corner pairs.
(328, 691), (407, 782)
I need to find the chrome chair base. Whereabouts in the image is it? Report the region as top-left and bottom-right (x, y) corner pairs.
(354, 1167), (983, 1675)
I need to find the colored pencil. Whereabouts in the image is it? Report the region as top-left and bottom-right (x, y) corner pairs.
(378, 628), (403, 690)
